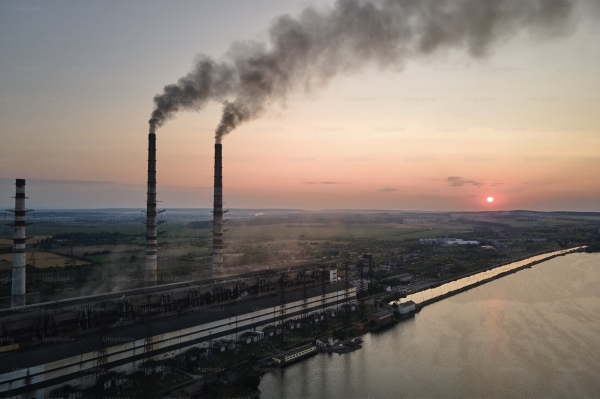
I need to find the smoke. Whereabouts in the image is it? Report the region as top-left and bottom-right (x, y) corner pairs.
(150, 0), (594, 142)
(149, 117), (158, 133)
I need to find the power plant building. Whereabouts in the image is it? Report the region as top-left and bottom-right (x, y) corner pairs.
(0, 282), (356, 398)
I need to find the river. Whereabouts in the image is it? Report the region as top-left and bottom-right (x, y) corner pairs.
(259, 252), (600, 399)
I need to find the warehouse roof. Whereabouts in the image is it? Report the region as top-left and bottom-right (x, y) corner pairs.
(0, 282), (350, 375)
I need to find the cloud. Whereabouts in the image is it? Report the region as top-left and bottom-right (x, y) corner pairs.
(447, 176), (484, 187)
(303, 181), (339, 185)
(379, 188), (398, 193)
(488, 180), (509, 187)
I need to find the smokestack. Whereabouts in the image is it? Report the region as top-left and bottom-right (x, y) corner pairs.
(145, 120), (158, 286)
(11, 179), (28, 307)
(212, 143), (225, 268)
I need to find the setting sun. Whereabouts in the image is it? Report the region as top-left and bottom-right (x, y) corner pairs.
(487, 197), (494, 203)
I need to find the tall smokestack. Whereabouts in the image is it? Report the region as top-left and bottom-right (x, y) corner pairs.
(212, 143), (225, 268)
(145, 120), (158, 285)
(11, 179), (28, 307)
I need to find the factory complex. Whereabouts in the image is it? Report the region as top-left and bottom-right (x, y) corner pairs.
(0, 282), (356, 397)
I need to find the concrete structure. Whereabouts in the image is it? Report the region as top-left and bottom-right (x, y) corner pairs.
(9, 179), (29, 308)
(212, 143), (225, 269)
(397, 300), (416, 315)
(0, 282), (355, 398)
(145, 120), (158, 286)
(329, 269), (338, 283)
(370, 310), (394, 327)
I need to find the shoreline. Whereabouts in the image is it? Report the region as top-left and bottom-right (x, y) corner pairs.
(172, 247), (587, 397)
(410, 246), (586, 310)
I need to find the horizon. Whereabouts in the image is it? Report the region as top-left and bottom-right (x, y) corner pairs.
(6, 207), (600, 215)
(1, 1), (600, 212)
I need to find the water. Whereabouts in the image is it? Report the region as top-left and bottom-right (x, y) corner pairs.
(259, 252), (600, 399)
(401, 247), (584, 305)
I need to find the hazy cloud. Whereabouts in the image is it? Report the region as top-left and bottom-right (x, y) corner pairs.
(379, 188), (399, 193)
(447, 176), (484, 187)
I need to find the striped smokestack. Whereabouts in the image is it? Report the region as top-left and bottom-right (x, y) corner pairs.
(11, 179), (27, 307)
(212, 143), (224, 268)
(145, 120), (158, 285)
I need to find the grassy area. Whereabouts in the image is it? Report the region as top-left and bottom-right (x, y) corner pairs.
(0, 252), (90, 269)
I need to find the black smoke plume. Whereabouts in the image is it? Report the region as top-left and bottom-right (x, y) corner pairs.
(150, 0), (594, 142)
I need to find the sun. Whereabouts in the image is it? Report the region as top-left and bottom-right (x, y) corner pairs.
(487, 197), (494, 203)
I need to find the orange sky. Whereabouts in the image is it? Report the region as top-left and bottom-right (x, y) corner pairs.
(1, 2), (599, 211)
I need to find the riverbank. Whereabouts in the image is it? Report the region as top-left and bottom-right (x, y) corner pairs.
(258, 252), (600, 399)
(174, 248), (586, 397)
(408, 246), (586, 309)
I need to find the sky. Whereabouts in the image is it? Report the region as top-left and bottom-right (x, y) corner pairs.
(1, 0), (599, 211)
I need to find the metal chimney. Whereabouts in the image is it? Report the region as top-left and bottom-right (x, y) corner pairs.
(10, 179), (29, 307)
(212, 143), (225, 268)
(145, 121), (158, 285)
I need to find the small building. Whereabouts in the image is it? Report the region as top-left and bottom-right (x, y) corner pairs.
(316, 336), (339, 347)
(397, 300), (416, 315)
(446, 239), (479, 245)
(329, 269), (338, 283)
(370, 310), (394, 327)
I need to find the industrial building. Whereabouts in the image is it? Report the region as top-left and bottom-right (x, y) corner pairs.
(0, 118), (359, 399)
(370, 310), (394, 328)
(397, 300), (416, 315)
(0, 281), (356, 398)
